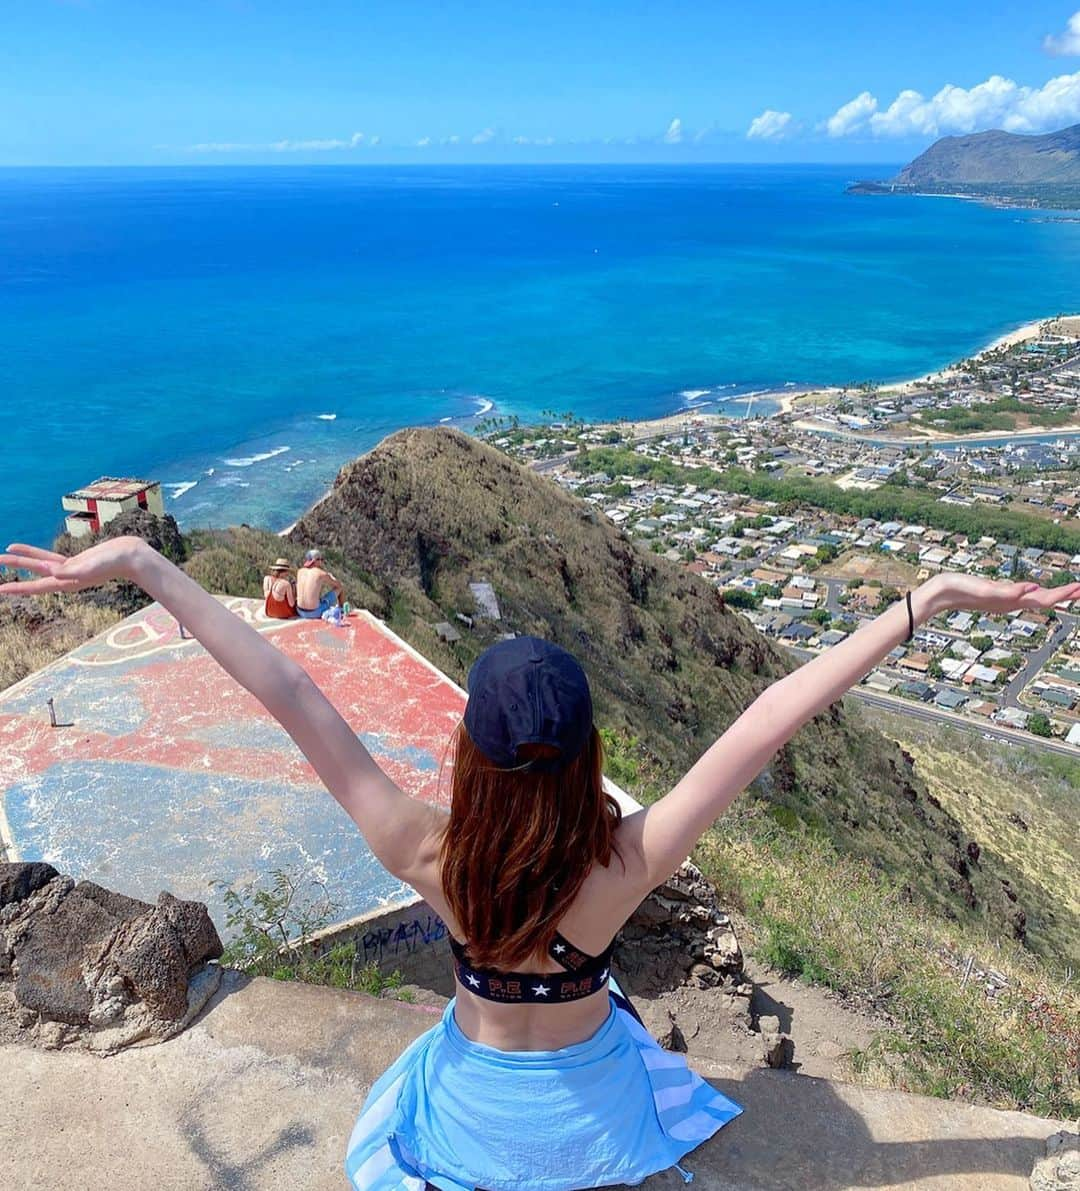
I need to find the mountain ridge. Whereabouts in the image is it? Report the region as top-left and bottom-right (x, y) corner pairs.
(894, 124), (1080, 187)
(849, 123), (1080, 202)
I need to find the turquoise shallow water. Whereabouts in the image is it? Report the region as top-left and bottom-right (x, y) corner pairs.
(3, 164), (1080, 546)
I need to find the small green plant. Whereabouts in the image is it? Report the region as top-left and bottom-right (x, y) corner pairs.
(211, 868), (412, 999)
(598, 726), (663, 803)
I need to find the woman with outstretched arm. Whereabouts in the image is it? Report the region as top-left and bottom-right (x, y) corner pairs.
(3, 536), (1074, 1191)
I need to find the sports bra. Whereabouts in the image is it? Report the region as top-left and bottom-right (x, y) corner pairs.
(449, 930), (614, 1005)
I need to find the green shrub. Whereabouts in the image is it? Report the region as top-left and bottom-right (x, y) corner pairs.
(212, 867), (411, 1000)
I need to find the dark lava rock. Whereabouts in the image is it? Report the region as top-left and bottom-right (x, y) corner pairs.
(13, 887), (124, 1023)
(6, 874), (222, 1032)
(101, 892), (223, 1020)
(0, 862), (59, 909)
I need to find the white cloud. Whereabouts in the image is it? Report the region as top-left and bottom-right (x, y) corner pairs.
(513, 135), (531, 145)
(868, 89), (938, 137)
(826, 71), (1080, 138)
(270, 138), (350, 152)
(186, 142), (256, 153)
(826, 91), (878, 137)
(746, 109), (794, 140)
(472, 127), (496, 144)
(416, 136), (432, 147)
(1045, 10), (1080, 56)
(662, 118), (683, 144)
(184, 133), (380, 154)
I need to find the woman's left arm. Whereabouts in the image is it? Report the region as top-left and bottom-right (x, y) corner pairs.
(0, 538), (437, 881)
(631, 571), (1080, 887)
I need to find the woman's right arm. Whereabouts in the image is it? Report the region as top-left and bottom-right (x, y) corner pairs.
(0, 538), (440, 882)
(627, 573), (1080, 887)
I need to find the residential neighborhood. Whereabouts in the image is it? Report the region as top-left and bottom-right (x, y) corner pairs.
(479, 334), (1080, 749)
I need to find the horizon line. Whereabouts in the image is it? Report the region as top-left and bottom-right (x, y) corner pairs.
(0, 160), (903, 170)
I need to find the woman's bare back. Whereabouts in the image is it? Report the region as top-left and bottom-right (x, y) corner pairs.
(407, 806), (654, 1051)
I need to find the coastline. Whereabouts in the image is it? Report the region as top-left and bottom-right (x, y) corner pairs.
(185, 312), (1080, 540)
(875, 313), (1080, 398)
(13, 164), (1080, 552)
(539, 313), (1080, 453)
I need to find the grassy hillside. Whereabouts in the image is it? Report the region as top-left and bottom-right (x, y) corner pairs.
(863, 708), (1080, 969)
(694, 799), (1078, 1118)
(0, 595), (119, 693)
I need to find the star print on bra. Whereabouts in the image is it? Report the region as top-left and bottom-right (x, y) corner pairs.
(448, 931), (615, 1005)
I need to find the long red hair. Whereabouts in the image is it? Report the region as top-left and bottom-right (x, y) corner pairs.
(439, 723), (622, 970)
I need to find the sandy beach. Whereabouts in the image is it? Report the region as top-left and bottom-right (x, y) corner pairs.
(876, 313), (1080, 398)
(745, 315), (1080, 419)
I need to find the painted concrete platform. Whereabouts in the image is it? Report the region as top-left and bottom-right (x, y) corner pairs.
(0, 599), (466, 936)
(0, 974), (1064, 1190)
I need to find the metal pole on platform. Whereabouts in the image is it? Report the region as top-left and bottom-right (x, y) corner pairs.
(177, 621), (188, 639)
(46, 698), (58, 728)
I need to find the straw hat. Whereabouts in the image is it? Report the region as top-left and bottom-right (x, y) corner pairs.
(270, 558), (292, 572)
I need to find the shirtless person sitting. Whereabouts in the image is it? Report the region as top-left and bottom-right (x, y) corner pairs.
(296, 548), (344, 619)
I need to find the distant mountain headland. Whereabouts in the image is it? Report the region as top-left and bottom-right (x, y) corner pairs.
(849, 123), (1080, 209)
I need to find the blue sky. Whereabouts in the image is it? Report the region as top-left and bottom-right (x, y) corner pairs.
(3, 1), (1080, 165)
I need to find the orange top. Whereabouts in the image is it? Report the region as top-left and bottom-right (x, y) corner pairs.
(263, 576), (296, 620)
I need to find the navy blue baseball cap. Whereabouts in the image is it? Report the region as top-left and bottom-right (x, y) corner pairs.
(463, 636), (593, 771)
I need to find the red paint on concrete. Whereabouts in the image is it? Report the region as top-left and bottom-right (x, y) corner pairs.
(0, 600), (464, 842)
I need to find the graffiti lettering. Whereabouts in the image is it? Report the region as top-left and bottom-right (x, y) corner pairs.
(361, 913), (447, 964)
(106, 616), (168, 652)
(78, 598), (293, 667)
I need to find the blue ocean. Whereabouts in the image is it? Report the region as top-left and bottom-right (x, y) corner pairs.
(3, 164), (1080, 547)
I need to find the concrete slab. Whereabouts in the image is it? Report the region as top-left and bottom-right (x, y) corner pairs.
(0, 599), (466, 936)
(0, 974), (1063, 1190)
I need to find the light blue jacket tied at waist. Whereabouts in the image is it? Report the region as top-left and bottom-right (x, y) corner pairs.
(345, 983), (743, 1191)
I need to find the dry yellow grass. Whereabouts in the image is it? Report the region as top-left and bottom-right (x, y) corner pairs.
(821, 550), (923, 586)
(0, 595), (121, 694)
(866, 707), (1080, 969)
(695, 802), (1079, 1118)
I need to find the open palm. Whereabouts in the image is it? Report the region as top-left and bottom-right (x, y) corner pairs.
(945, 574), (1080, 615)
(0, 540), (137, 596)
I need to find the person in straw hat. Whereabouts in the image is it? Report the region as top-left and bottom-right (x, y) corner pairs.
(262, 557), (297, 619)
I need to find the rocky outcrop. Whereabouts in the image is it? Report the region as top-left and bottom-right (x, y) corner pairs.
(612, 861), (791, 1063)
(615, 861), (747, 998)
(756, 1013), (794, 1069)
(0, 862), (223, 1055)
(1030, 1131), (1080, 1191)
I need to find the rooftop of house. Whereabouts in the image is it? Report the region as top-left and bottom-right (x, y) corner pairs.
(63, 476), (159, 501)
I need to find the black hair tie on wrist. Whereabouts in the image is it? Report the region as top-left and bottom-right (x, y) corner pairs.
(904, 590), (915, 642)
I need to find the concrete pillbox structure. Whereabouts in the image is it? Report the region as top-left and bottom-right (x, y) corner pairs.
(62, 476), (164, 538)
